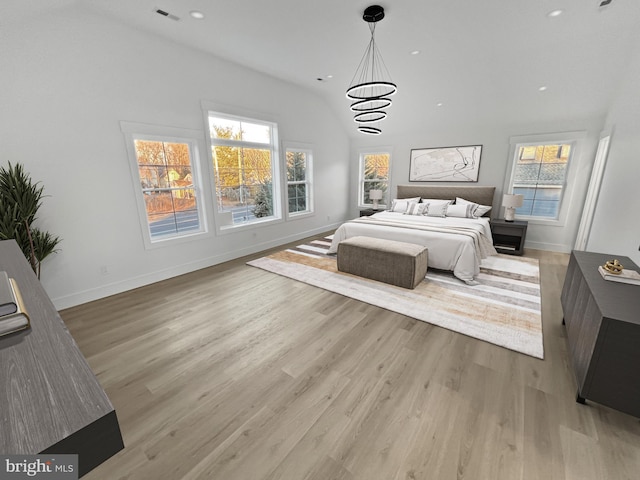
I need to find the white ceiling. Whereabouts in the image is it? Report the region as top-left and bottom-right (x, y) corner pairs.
(5, 0), (640, 136)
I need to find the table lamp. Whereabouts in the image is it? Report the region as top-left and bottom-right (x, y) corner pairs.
(502, 193), (524, 222)
(369, 189), (383, 210)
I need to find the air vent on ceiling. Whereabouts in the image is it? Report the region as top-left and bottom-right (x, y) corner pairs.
(156, 9), (180, 21)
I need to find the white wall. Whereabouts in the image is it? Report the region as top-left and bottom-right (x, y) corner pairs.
(3, 4), (637, 310)
(587, 33), (640, 265)
(350, 116), (604, 253)
(0, 5), (350, 309)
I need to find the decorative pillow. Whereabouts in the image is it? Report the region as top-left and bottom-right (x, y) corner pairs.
(389, 199), (412, 213)
(456, 197), (492, 217)
(404, 201), (428, 216)
(398, 196), (421, 203)
(425, 202), (448, 217)
(446, 203), (476, 218)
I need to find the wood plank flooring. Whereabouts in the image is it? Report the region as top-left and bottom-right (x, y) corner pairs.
(60, 240), (640, 480)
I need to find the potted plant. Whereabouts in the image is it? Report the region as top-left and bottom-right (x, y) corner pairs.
(0, 162), (61, 279)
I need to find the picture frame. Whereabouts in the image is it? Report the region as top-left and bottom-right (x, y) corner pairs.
(409, 145), (482, 182)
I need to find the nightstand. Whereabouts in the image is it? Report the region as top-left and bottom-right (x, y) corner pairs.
(490, 219), (528, 255)
(359, 208), (379, 217)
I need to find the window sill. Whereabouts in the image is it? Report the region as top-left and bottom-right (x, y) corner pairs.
(143, 229), (209, 250)
(217, 216), (283, 234)
(286, 211), (314, 221)
(513, 216), (565, 227)
(358, 204), (387, 210)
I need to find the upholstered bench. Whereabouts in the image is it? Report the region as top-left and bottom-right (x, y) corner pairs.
(337, 236), (428, 289)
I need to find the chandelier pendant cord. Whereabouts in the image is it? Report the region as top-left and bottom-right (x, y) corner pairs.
(346, 6), (397, 135)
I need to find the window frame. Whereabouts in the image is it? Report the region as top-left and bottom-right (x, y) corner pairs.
(358, 147), (392, 209)
(504, 131), (586, 226)
(121, 121), (209, 249)
(284, 142), (314, 220)
(203, 105), (282, 234)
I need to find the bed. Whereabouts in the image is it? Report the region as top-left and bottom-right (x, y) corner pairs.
(328, 185), (497, 284)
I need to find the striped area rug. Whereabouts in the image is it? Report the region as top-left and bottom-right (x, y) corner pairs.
(248, 235), (543, 359)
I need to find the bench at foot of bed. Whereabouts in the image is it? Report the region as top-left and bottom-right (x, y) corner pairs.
(337, 236), (428, 289)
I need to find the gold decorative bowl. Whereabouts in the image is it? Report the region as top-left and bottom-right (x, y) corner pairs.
(603, 259), (624, 275)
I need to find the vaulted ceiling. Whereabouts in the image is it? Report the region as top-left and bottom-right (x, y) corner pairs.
(5, 0), (640, 136)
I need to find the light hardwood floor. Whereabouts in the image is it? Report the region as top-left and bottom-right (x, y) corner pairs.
(61, 240), (640, 480)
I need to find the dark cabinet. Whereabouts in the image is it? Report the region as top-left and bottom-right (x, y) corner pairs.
(359, 208), (378, 217)
(560, 250), (640, 417)
(0, 240), (124, 476)
(490, 219), (527, 255)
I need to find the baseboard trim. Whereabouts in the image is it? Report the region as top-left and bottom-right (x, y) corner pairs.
(524, 240), (572, 254)
(53, 223), (342, 310)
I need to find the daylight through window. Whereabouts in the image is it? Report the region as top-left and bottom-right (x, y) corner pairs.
(133, 139), (201, 240)
(511, 143), (573, 219)
(286, 147), (313, 216)
(208, 113), (280, 226)
(360, 152), (390, 207)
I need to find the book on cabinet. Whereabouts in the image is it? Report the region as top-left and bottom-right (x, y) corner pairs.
(0, 272), (31, 337)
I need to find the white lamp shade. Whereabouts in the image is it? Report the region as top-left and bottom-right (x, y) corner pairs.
(369, 189), (383, 200)
(502, 194), (524, 208)
(502, 193), (524, 221)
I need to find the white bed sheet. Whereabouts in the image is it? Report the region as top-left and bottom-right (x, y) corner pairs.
(328, 211), (496, 283)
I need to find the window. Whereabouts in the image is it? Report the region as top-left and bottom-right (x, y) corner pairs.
(509, 142), (574, 220)
(207, 112), (281, 227)
(285, 145), (313, 217)
(122, 122), (206, 246)
(359, 151), (390, 207)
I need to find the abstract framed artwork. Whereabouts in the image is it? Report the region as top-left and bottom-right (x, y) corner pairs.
(409, 145), (482, 182)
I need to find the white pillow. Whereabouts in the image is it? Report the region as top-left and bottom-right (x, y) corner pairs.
(398, 196), (421, 203)
(404, 201), (428, 216)
(425, 202), (448, 217)
(446, 203), (476, 218)
(456, 197), (492, 217)
(389, 199), (412, 213)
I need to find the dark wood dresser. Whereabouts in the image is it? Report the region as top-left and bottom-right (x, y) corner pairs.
(0, 240), (124, 476)
(561, 250), (640, 417)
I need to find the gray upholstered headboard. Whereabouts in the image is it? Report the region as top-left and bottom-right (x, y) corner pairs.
(396, 185), (496, 216)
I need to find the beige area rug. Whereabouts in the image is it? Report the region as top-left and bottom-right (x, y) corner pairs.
(248, 236), (543, 359)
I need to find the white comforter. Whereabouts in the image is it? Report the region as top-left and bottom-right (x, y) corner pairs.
(328, 211), (496, 283)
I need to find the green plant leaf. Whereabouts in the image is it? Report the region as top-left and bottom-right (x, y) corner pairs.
(0, 162), (61, 278)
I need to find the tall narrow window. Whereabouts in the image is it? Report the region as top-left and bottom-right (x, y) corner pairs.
(207, 113), (280, 227)
(359, 151), (390, 207)
(510, 142), (573, 220)
(286, 146), (313, 216)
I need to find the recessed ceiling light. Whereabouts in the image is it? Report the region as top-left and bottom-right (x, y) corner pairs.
(436, 102), (443, 107)
(547, 9), (563, 17)
(538, 86), (548, 92)
(327, 75), (333, 79)
(190, 10), (205, 19)
(410, 50), (421, 55)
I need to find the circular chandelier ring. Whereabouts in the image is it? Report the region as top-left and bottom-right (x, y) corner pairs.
(358, 126), (382, 135)
(354, 110), (387, 123)
(350, 97), (392, 112)
(346, 81), (398, 100)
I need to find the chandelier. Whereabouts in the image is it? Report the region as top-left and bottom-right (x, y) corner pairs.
(346, 5), (397, 135)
